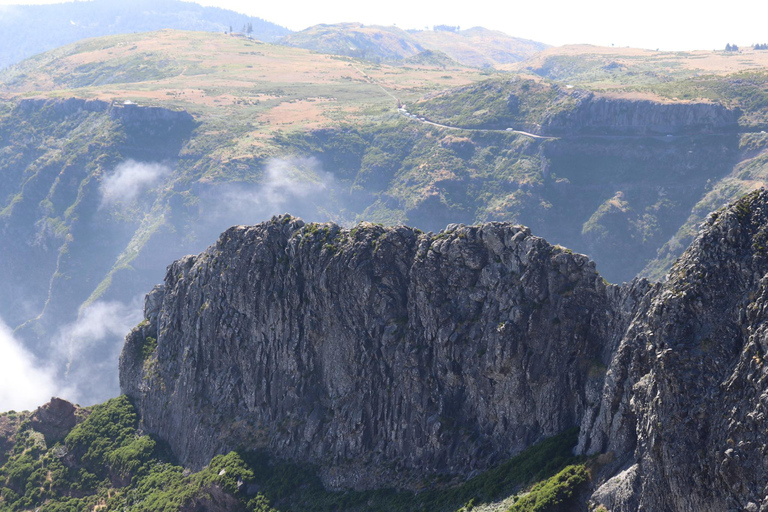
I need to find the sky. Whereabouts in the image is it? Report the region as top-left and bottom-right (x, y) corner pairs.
(0, 0), (766, 51)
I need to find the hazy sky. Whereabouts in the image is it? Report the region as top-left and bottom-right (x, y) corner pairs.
(0, 1), (765, 51)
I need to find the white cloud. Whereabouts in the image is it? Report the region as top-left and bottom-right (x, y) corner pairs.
(54, 299), (143, 405)
(101, 160), (171, 206)
(260, 156), (330, 206)
(212, 156), (333, 221)
(0, 318), (62, 413)
(0, 298), (144, 412)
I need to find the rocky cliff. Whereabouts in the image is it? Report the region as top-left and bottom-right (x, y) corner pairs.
(583, 189), (768, 511)
(120, 218), (643, 490)
(542, 91), (739, 136)
(121, 190), (768, 508)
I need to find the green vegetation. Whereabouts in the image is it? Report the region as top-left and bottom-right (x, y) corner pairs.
(628, 71), (768, 126)
(0, 397), (585, 512)
(507, 465), (589, 512)
(238, 427), (583, 512)
(0, 397), (274, 511)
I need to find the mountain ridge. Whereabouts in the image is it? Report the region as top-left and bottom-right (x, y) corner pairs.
(1, 29), (767, 408)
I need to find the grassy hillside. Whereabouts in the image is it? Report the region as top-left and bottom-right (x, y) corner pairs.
(508, 44), (768, 126)
(409, 77), (576, 130)
(0, 29), (485, 147)
(279, 23), (426, 63)
(412, 27), (548, 68)
(279, 24), (548, 68)
(507, 44), (768, 84)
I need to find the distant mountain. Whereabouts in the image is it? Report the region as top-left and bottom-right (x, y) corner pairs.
(403, 49), (459, 68)
(279, 23), (426, 63)
(0, 0), (291, 69)
(411, 26), (549, 67)
(279, 23), (548, 67)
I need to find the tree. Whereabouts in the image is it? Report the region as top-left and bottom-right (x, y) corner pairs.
(725, 43), (732, 51)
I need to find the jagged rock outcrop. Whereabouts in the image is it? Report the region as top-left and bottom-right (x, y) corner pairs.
(121, 190), (768, 508)
(120, 218), (641, 489)
(583, 189), (768, 511)
(29, 397), (78, 444)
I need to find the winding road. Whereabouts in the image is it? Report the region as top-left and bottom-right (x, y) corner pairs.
(403, 111), (557, 140)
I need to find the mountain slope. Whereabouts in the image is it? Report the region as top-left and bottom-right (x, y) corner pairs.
(279, 23), (426, 63)
(0, 30), (765, 407)
(279, 23), (548, 67)
(411, 27), (548, 68)
(0, 30), (489, 404)
(0, 0), (290, 70)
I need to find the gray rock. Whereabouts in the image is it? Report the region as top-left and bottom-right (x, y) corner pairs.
(120, 215), (635, 490)
(584, 190), (768, 510)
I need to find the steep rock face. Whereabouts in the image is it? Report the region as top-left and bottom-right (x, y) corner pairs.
(584, 189), (768, 511)
(120, 218), (639, 489)
(120, 190), (768, 507)
(543, 92), (739, 136)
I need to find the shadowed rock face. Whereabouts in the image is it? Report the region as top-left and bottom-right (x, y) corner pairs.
(583, 189), (768, 511)
(120, 189), (768, 508)
(119, 218), (641, 489)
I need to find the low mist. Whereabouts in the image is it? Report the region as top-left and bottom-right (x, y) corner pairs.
(0, 317), (64, 412)
(0, 299), (143, 413)
(204, 156), (337, 224)
(101, 159), (171, 206)
(53, 299), (143, 406)
(1, 156), (346, 411)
